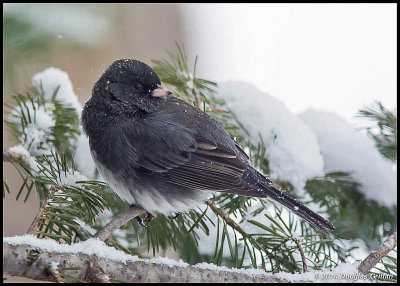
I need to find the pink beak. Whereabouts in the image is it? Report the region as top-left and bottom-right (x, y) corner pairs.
(151, 84), (172, 98)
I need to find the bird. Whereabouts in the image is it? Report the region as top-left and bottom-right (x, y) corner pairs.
(81, 59), (334, 234)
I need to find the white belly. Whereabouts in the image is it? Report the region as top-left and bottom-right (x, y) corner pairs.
(91, 149), (211, 214)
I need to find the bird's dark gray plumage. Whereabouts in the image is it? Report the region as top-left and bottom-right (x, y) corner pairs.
(82, 59), (334, 234)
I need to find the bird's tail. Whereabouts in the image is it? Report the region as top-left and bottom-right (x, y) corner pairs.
(237, 167), (335, 234)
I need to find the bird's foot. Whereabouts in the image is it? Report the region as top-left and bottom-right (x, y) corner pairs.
(168, 212), (181, 220)
(135, 212), (154, 228)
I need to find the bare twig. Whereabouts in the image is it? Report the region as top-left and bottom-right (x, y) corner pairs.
(206, 199), (248, 237)
(26, 206), (46, 235)
(206, 199), (281, 264)
(94, 205), (146, 241)
(209, 106), (229, 113)
(291, 235), (308, 273)
(192, 87), (201, 109)
(3, 240), (294, 283)
(358, 232), (397, 275)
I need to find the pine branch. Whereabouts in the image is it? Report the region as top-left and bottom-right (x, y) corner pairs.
(207, 198), (313, 273)
(357, 101), (397, 162)
(304, 171), (396, 245)
(4, 147), (116, 243)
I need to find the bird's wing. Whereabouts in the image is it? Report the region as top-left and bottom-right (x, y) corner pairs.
(234, 140), (250, 160)
(121, 118), (249, 191)
(156, 135), (250, 191)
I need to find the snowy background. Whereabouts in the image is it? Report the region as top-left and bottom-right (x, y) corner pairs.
(181, 4), (396, 124)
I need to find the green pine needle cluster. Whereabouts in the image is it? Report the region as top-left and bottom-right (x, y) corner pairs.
(305, 172), (397, 247)
(357, 101), (397, 162)
(151, 44), (217, 107)
(3, 82), (116, 244)
(30, 152), (114, 243)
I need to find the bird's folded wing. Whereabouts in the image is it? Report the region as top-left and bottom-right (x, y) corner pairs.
(158, 154), (249, 191)
(132, 131), (249, 191)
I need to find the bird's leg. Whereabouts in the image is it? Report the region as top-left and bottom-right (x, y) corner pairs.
(135, 211), (154, 228)
(168, 212), (181, 220)
(135, 216), (146, 228)
(146, 212), (154, 222)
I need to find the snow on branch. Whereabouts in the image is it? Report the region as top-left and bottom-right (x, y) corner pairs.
(3, 235), (294, 283)
(3, 145), (30, 165)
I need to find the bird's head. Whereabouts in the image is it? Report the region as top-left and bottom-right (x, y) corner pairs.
(92, 59), (172, 114)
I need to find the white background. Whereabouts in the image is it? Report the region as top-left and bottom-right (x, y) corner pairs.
(181, 3), (397, 122)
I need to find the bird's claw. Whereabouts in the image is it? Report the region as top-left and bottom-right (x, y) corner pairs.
(135, 212), (154, 228)
(168, 212), (181, 220)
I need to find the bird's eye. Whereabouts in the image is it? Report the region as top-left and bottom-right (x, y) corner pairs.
(134, 83), (143, 91)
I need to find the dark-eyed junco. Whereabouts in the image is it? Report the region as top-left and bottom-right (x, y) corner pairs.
(81, 59), (334, 234)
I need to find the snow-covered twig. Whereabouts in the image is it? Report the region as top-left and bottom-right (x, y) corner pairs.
(358, 232), (397, 275)
(3, 236), (294, 283)
(3, 146), (30, 165)
(94, 205), (146, 241)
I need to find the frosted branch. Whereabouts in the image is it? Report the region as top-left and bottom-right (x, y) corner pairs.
(3, 239), (294, 283)
(3, 147), (29, 165)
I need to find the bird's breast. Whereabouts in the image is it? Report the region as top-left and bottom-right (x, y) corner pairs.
(89, 147), (137, 204)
